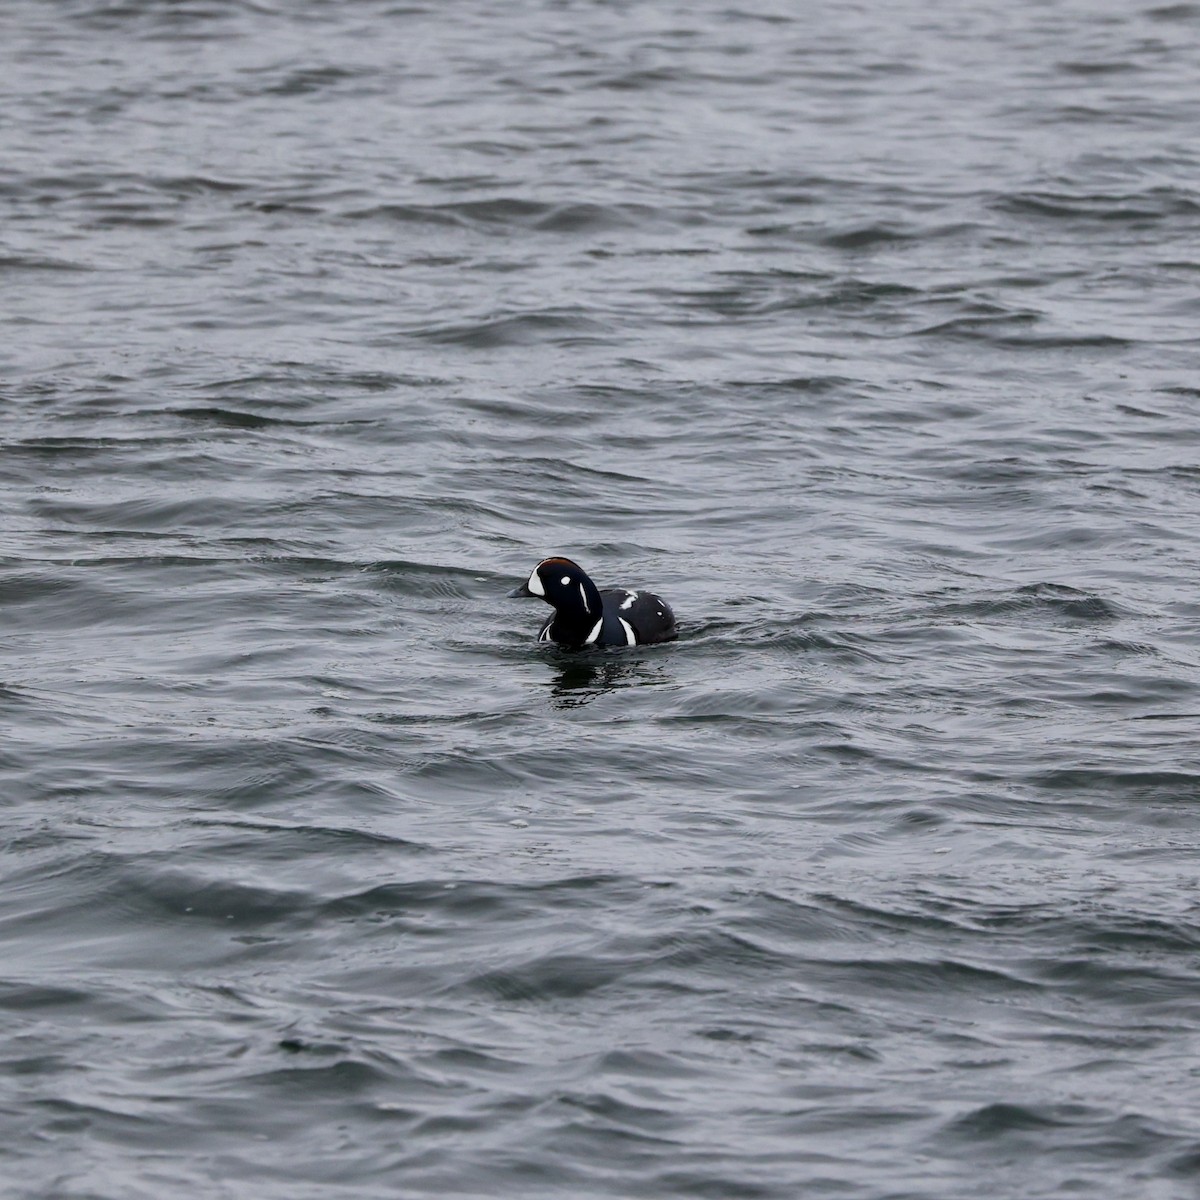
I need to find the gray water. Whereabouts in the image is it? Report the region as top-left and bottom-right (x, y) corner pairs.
(4, 1), (1200, 1197)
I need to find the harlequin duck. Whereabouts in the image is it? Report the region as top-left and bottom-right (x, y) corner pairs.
(509, 557), (677, 648)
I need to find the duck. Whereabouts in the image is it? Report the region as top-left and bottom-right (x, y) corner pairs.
(509, 556), (677, 648)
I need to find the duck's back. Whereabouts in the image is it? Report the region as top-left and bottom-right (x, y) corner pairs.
(597, 588), (677, 646)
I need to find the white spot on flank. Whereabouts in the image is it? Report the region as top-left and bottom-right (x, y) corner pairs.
(620, 590), (638, 610)
(618, 617), (636, 646)
(527, 568), (545, 597)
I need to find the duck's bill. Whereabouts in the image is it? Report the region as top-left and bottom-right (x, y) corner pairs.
(507, 581), (534, 598)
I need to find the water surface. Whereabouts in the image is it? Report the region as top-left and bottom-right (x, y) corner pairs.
(3, 1), (1200, 1196)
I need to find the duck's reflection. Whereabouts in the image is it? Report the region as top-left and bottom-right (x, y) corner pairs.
(546, 653), (637, 708)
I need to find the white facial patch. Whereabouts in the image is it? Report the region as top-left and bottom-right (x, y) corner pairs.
(620, 591), (638, 610)
(526, 568), (545, 597)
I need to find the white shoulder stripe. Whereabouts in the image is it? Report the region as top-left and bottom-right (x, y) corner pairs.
(618, 617), (637, 646)
(584, 618), (603, 645)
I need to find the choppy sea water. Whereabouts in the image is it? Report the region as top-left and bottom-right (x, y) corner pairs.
(4, 1), (1200, 1196)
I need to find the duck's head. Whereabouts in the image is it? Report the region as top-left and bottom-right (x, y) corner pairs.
(509, 556), (603, 621)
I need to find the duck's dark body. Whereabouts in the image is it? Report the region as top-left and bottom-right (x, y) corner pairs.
(537, 586), (676, 647)
(510, 557), (677, 649)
